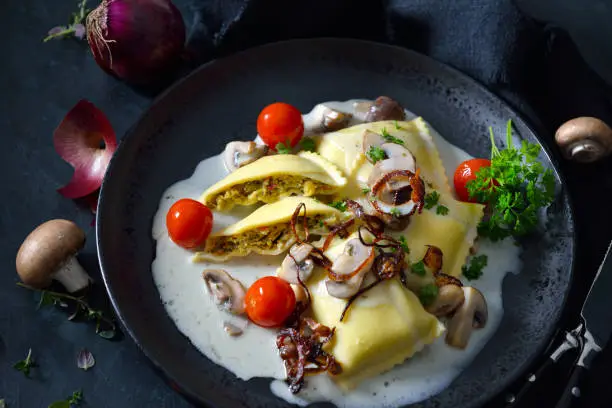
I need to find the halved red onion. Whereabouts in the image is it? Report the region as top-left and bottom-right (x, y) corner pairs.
(54, 100), (117, 199)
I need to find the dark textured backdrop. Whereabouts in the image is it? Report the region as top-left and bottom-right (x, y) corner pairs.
(1, 0), (611, 407)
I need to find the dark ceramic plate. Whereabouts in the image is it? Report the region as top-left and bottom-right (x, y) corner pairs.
(96, 38), (575, 408)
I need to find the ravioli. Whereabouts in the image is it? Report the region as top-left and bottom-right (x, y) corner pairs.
(315, 118), (451, 198)
(307, 235), (444, 390)
(193, 196), (345, 262)
(200, 152), (347, 211)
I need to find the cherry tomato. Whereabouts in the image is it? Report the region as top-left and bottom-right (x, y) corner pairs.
(453, 158), (492, 202)
(166, 198), (213, 249)
(244, 276), (296, 327)
(256, 102), (304, 150)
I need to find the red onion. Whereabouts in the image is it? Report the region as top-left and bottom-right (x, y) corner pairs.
(54, 100), (117, 199)
(86, 0), (186, 84)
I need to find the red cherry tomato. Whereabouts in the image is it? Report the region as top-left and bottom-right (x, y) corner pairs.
(453, 158), (492, 202)
(244, 276), (296, 327)
(166, 198), (213, 249)
(256, 102), (304, 150)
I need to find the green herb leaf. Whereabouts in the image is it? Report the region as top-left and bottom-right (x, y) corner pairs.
(394, 121), (402, 130)
(361, 187), (370, 195)
(329, 200), (348, 212)
(418, 284), (439, 306)
(436, 205), (449, 216)
(300, 137), (316, 152)
(380, 128), (404, 145)
(48, 390), (83, 408)
(275, 142), (292, 154)
(462, 254), (488, 280)
(13, 348), (36, 378)
(411, 261), (426, 276)
(389, 208), (401, 217)
(424, 191), (440, 210)
(367, 146), (386, 163)
(17, 283), (117, 340)
(399, 236), (410, 253)
(466, 120), (555, 241)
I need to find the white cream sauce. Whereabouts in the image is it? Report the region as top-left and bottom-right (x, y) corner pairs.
(151, 100), (522, 407)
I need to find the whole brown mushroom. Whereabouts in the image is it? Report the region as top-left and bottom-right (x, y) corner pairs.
(555, 117), (612, 163)
(16, 219), (91, 293)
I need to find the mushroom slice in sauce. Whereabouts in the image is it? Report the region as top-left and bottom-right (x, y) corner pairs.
(425, 284), (465, 317)
(445, 287), (488, 349)
(202, 269), (247, 315)
(362, 130), (387, 157)
(325, 238), (375, 298)
(370, 169), (425, 219)
(278, 243), (315, 284)
(223, 141), (269, 172)
(367, 143), (417, 183)
(223, 321), (244, 336)
(308, 104), (353, 132)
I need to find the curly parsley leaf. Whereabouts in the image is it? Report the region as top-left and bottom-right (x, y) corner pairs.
(13, 349), (36, 378)
(436, 205), (449, 215)
(394, 121), (402, 130)
(462, 254), (488, 281)
(380, 128), (404, 145)
(275, 142), (292, 154)
(329, 200), (348, 212)
(361, 187), (370, 195)
(367, 146), (386, 163)
(418, 284), (439, 306)
(300, 137), (316, 152)
(466, 120), (555, 241)
(424, 191), (440, 209)
(411, 260), (426, 276)
(399, 236), (410, 253)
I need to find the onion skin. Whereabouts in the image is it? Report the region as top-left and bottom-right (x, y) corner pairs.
(54, 100), (117, 199)
(86, 0), (186, 85)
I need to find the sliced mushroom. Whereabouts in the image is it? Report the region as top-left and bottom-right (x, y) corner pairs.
(445, 287), (488, 349)
(369, 168), (425, 221)
(362, 130), (386, 156)
(425, 284), (465, 317)
(291, 284), (309, 304)
(223, 141), (269, 172)
(309, 104), (353, 132)
(278, 243), (315, 284)
(365, 96), (406, 122)
(325, 238), (375, 298)
(223, 321), (244, 336)
(202, 269), (246, 315)
(368, 144), (417, 183)
(555, 117), (612, 163)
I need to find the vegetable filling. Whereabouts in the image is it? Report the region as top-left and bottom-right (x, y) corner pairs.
(208, 176), (333, 210)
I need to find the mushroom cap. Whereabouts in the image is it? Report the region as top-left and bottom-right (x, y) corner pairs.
(555, 117), (612, 162)
(425, 284), (465, 317)
(16, 219), (86, 288)
(365, 96), (406, 122)
(445, 286), (488, 349)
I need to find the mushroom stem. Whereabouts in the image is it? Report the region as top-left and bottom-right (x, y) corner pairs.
(53, 257), (92, 293)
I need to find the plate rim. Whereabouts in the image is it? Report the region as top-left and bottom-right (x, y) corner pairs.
(96, 37), (577, 407)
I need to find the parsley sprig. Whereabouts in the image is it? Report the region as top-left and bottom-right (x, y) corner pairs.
(48, 390), (83, 408)
(424, 191), (449, 216)
(17, 283), (116, 339)
(275, 142), (292, 154)
(43, 0), (90, 42)
(329, 200), (348, 212)
(367, 146), (386, 163)
(418, 284), (439, 306)
(300, 137), (316, 152)
(467, 120), (555, 241)
(411, 260), (426, 276)
(13, 349), (36, 378)
(462, 254), (488, 280)
(380, 128), (404, 145)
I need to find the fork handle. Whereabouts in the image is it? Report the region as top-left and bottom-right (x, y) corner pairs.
(555, 365), (588, 408)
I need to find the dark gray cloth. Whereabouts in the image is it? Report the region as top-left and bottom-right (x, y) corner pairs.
(181, 0), (612, 133)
